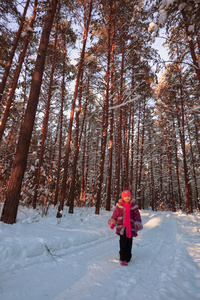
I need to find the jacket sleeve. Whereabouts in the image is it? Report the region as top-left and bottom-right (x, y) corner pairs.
(132, 206), (143, 231)
(108, 206), (119, 228)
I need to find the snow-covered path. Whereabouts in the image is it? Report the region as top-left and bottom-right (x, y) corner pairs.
(0, 207), (200, 300)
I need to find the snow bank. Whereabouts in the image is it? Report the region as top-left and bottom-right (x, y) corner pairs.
(0, 206), (200, 300)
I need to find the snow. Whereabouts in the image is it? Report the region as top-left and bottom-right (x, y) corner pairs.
(0, 206), (200, 300)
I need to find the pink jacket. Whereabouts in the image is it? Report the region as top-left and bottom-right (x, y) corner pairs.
(108, 200), (143, 237)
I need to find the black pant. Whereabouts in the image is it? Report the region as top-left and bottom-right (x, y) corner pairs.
(119, 231), (133, 262)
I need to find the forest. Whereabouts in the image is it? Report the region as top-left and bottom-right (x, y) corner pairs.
(0, 0), (200, 224)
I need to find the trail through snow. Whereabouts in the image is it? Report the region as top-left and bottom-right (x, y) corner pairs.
(0, 207), (200, 300)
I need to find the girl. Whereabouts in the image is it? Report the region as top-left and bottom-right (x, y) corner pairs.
(108, 190), (143, 266)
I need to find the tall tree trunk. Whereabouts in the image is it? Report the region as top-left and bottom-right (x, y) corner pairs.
(32, 12), (58, 209)
(129, 107), (135, 193)
(0, 0), (38, 142)
(137, 100), (145, 209)
(0, 0), (31, 102)
(186, 114), (200, 210)
(177, 61), (193, 213)
(129, 64), (135, 193)
(84, 127), (90, 203)
(135, 103), (141, 199)
(1, 0), (58, 224)
(55, 35), (65, 209)
(173, 120), (182, 210)
(59, 0), (93, 216)
(114, 36), (125, 204)
(106, 3), (115, 211)
(165, 135), (175, 212)
(106, 45), (115, 210)
(80, 124), (87, 204)
(194, 112), (200, 161)
(95, 3), (113, 214)
(68, 70), (89, 213)
(44, 122), (59, 208)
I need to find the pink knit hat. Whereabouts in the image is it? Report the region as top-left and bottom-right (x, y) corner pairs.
(121, 190), (131, 199)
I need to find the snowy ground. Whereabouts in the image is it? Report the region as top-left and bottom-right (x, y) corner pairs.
(0, 205), (200, 300)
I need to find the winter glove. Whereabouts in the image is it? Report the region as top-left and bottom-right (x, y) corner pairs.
(135, 224), (139, 232)
(110, 223), (114, 230)
(118, 198), (123, 204)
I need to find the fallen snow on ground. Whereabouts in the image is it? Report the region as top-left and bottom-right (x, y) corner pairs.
(0, 205), (200, 300)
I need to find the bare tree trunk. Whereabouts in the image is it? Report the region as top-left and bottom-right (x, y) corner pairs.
(165, 135), (176, 212)
(194, 112), (200, 160)
(59, 0), (93, 216)
(114, 36), (125, 204)
(173, 120), (183, 210)
(55, 35), (65, 209)
(129, 64), (135, 193)
(106, 39), (115, 211)
(0, 0), (31, 102)
(95, 2), (113, 214)
(44, 123), (59, 207)
(1, 0), (58, 224)
(80, 124), (87, 204)
(68, 70), (89, 213)
(186, 114), (200, 210)
(177, 61), (193, 213)
(32, 13), (58, 209)
(129, 107), (135, 193)
(137, 100), (145, 209)
(106, 3), (115, 211)
(135, 102), (141, 199)
(84, 127), (90, 204)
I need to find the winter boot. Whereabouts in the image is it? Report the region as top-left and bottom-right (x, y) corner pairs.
(120, 261), (128, 266)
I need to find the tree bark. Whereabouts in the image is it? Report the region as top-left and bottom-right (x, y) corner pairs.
(59, 0), (93, 216)
(173, 119), (182, 210)
(95, 2), (113, 214)
(68, 69), (88, 213)
(137, 100), (145, 209)
(114, 35), (125, 204)
(32, 9), (58, 209)
(1, 0), (58, 224)
(54, 33), (65, 209)
(106, 36), (115, 211)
